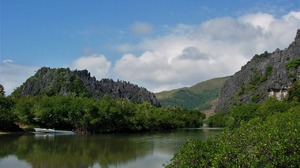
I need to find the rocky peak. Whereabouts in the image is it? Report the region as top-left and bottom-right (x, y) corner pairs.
(216, 29), (300, 113)
(12, 67), (161, 107)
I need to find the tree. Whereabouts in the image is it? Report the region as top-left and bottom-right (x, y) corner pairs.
(288, 80), (300, 101)
(0, 84), (5, 97)
(0, 96), (16, 131)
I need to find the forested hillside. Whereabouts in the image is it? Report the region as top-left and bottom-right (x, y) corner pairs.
(155, 77), (228, 110)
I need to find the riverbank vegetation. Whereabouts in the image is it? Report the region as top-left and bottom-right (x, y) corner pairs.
(0, 95), (205, 134)
(165, 98), (300, 167)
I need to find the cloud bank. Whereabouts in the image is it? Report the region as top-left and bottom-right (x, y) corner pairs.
(114, 11), (300, 92)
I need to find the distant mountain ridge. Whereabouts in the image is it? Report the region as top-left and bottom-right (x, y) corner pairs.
(155, 77), (229, 110)
(12, 67), (161, 106)
(216, 29), (300, 113)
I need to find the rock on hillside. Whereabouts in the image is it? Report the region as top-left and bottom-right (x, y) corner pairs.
(216, 29), (300, 113)
(12, 67), (161, 107)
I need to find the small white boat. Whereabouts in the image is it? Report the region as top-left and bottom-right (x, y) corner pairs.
(33, 128), (75, 135)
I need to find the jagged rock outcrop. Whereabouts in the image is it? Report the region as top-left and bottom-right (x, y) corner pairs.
(216, 29), (300, 113)
(12, 67), (161, 106)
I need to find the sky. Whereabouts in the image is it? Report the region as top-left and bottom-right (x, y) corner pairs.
(1, 0), (300, 95)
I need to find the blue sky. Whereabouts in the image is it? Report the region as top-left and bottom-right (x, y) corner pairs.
(1, 0), (300, 95)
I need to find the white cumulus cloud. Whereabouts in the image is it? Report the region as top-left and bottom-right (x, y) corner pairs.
(114, 11), (300, 92)
(0, 61), (38, 95)
(240, 13), (275, 31)
(72, 54), (111, 79)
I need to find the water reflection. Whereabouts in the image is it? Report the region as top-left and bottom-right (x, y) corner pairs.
(0, 128), (222, 168)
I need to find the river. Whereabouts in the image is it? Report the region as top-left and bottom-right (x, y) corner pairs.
(0, 128), (222, 168)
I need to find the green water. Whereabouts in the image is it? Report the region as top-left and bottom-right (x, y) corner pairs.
(0, 128), (222, 168)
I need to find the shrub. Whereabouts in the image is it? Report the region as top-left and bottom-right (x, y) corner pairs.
(166, 102), (300, 167)
(288, 80), (300, 102)
(206, 112), (228, 127)
(286, 57), (300, 70)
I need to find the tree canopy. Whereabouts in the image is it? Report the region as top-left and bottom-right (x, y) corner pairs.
(10, 95), (205, 134)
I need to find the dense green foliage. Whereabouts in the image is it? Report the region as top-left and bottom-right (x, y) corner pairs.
(0, 96), (16, 131)
(286, 57), (300, 77)
(156, 77), (228, 110)
(11, 95), (205, 133)
(159, 89), (219, 110)
(0, 85), (16, 131)
(288, 80), (300, 101)
(209, 80), (300, 128)
(166, 100), (300, 167)
(207, 98), (298, 128)
(286, 57), (300, 70)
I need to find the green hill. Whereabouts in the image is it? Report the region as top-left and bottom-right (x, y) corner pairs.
(155, 77), (229, 110)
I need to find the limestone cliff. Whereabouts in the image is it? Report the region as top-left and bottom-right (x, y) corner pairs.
(12, 67), (161, 107)
(216, 29), (300, 113)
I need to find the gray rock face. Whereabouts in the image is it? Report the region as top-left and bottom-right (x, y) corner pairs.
(216, 29), (300, 113)
(13, 67), (161, 107)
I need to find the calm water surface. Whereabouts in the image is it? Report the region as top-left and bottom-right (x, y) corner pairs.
(0, 128), (222, 168)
